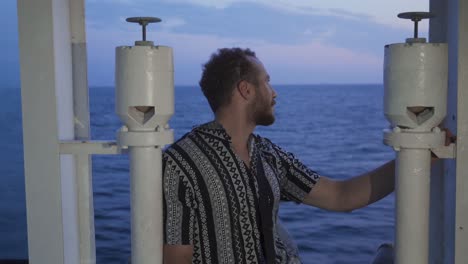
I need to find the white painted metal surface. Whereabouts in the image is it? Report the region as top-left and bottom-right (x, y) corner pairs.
(384, 43), (448, 131)
(116, 43), (174, 264)
(450, 1), (468, 263)
(129, 147), (165, 264)
(52, 1), (80, 262)
(116, 45), (175, 127)
(428, 1), (450, 263)
(385, 128), (446, 264)
(69, 0), (96, 263)
(384, 28), (448, 264)
(60, 141), (121, 155)
(17, 0), (79, 263)
(427, 1), (468, 263)
(395, 148), (432, 264)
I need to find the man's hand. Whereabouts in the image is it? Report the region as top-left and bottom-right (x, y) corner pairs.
(431, 128), (456, 162)
(163, 245), (193, 264)
(443, 128), (456, 146)
(305, 128), (456, 212)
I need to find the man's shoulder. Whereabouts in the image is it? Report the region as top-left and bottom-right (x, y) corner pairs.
(164, 121), (229, 155)
(254, 134), (294, 161)
(163, 130), (195, 157)
(163, 122), (211, 158)
(254, 134), (278, 152)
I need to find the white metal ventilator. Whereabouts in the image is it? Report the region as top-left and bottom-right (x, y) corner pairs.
(116, 17), (175, 264)
(383, 12), (455, 264)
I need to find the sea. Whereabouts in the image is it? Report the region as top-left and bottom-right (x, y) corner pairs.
(0, 84), (395, 264)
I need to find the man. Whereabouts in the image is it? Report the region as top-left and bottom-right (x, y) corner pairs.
(162, 47), (395, 264)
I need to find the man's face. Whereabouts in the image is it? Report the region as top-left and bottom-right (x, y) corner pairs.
(248, 57), (277, 126)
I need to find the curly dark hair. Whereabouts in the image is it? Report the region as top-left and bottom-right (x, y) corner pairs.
(199, 48), (259, 113)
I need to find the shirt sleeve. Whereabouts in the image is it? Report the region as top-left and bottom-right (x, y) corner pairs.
(163, 150), (198, 245)
(266, 139), (321, 203)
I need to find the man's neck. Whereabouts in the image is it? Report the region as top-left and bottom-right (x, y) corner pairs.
(215, 110), (255, 152)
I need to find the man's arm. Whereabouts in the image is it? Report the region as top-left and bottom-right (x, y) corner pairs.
(303, 160), (395, 212)
(164, 245), (194, 264)
(302, 129), (455, 212)
(162, 152), (197, 264)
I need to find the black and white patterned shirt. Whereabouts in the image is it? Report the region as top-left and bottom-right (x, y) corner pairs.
(163, 121), (321, 264)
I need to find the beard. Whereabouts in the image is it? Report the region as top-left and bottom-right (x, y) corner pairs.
(252, 98), (275, 126)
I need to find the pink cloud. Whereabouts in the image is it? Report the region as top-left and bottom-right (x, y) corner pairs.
(87, 27), (382, 84)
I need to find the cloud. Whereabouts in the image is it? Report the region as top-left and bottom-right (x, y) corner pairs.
(266, 42), (380, 66)
(87, 0), (134, 4)
(160, 17), (186, 31)
(86, 25), (381, 85)
(88, 25), (380, 67)
(168, 0), (235, 9)
(303, 27), (336, 42)
(158, 0), (429, 29)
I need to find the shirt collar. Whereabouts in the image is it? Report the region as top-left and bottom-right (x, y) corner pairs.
(194, 120), (257, 147)
(193, 120), (232, 142)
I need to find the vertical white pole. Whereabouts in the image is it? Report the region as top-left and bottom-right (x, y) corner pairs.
(428, 1), (448, 263)
(74, 155), (96, 264)
(17, 0), (79, 263)
(17, 1), (64, 262)
(69, 0), (90, 139)
(430, 0), (468, 263)
(130, 147), (164, 264)
(116, 40), (174, 263)
(53, 0), (80, 262)
(69, 0), (96, 263)
(395, 148), (432, 264)
(384, 16), (448, 263)
(452, 0), (468, 262)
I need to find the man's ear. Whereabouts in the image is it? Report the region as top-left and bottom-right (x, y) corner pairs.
(237, 80), (255, 101)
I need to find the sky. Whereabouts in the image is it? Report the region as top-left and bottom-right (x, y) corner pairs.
(1, 0), (429, 87)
